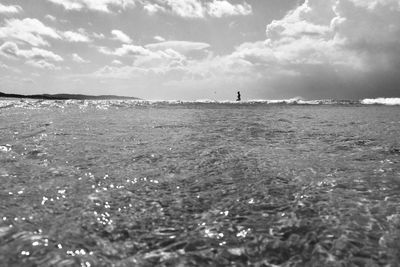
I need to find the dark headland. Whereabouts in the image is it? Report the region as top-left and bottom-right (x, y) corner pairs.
(0, 91), (141, 100)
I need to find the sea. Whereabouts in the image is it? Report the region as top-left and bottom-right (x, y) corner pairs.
(1, 97), (400, 266)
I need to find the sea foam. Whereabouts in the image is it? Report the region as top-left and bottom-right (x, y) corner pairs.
(361, 98), (400, 105)
(1, 97), (400, 108)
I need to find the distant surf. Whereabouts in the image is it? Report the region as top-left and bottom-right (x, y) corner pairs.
(129, 98), (399, 106)
(360, 98), (400, 105)
(1, 97), (400, 109)
(137, 97), (400, 105)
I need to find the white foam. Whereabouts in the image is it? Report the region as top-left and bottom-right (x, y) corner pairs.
(361, 98), (400, 105)
(4, 97), (400, 107)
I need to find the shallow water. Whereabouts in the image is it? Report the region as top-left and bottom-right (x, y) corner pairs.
(1, 99), (400, 266)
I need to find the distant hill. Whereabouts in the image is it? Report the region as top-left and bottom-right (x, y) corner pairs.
(0, 92), (142, 100)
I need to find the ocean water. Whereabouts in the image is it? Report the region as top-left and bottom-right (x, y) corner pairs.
(1, 98), (400, 266)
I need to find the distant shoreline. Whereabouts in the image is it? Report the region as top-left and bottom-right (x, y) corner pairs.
(0, 92), (141, 100)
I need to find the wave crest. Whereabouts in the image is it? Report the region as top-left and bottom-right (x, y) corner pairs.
(361, 98), (400, 105)
(2, 97), (400, 108)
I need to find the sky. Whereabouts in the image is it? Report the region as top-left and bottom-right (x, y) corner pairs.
(0, 0), (400, 100)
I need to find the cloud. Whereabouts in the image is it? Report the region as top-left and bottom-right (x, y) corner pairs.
(97, 46), (112, 55)
(45, 14), (57, 21)
(204, 0), (400, 76)
(99, 44), (151, 56)
(347, 0), (400, 10)
(89, 48), (254, 97)
(72, 53), (89, 63)
(111, 29), (132, 43)
(46, 0), (135, 13)
(260, 0), (400, 72)
(141, 0), (252, 18)
(0, 3), (23, 14)
(93, 42), (191, 78)
(0, 18), (61, 46)
(97, 41), (210, 72)
(0, 18), (95, 47)
(0, 41), (63, 69)
(0, 42), (63, 61)
(112, 59), (123, 65)
(154, 35), (166, 42)
(93, 32), (105, 39)
(143, 3), (165, 14)
(206, 0), (252, 18)
(145, 41), (210, 54)
(335, 0), (400, 53)
(26, 60), (58, 69)
(92, 38), (259, 90)
(153, 0), (204, 18)
(63, 30), (91, 42)
(0, 63), (21, 73)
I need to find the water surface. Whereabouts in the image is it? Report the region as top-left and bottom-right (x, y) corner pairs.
(1, 99), (400, 266)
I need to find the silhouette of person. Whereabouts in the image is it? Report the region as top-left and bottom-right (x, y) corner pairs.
(236, 91), (241, 101)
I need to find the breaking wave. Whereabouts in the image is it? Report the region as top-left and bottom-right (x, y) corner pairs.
(360, 98), (400, 105)
(1, 97), (400, 109)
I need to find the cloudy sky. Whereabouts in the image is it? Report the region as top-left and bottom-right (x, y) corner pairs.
(0, 0), (399, 100)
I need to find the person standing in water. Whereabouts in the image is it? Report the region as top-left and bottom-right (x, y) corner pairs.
(236, 91), (241, 101)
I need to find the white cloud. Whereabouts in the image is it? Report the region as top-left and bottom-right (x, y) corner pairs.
(0, 3), (22, 14)
(63, 30), (91, 42)
(145, 41), (210, 54)
(0, 42), (19, 58)
(260, 0), (400, 71)
(28, 48), (63, 62)
(115, 44), (151, 57)
(0, 18), (61, 47)
(134, 48), (185, 69)
(111, 29), (132, 43)
(112, 59), (123, 65)
(97, 46), (113, 55)
(160, 0), (204, 18)
(93, 42), (190, 78)
(46, 0), (135, 13)
(90, 48), (251, 87)
(72, 53), (89, 63)
(154, 35), (166, 42)
(26, 60), (58, 70)
(98, 44), (149, 57)
(141, 0), (252, 18)
(347, 0), (400, 10)
(89, 39), (221, 90)
(0, 18), (94, 46)
(206, 0), (252, 18)
(98, 41), (209, 61)
(0, 42), (63, 61)
(46, 0), (82, 11)
(45, 14), (57, 21)
(93, 32), (105, 39)
(143, 3), (165, 14)
(0, 63), (20, 73)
